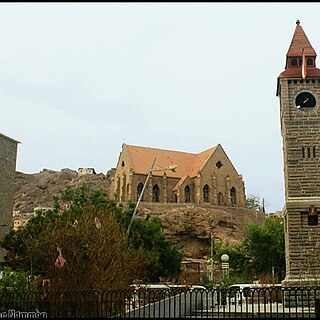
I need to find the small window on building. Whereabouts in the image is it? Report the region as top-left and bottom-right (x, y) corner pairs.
(302, 147), (305, 158)
(230, 187), (237, 207)
(291, 58), (298, 66)
(121, 161), (125, 167)
(308, 206), (318, 226)
(152, 184), (160, 202)
(216, 161), (223, 169)
(137, 183), (144, 201)
(203, 184), (210, 203)
(184, 185), (191, 203)
(307, 58), (313, 66)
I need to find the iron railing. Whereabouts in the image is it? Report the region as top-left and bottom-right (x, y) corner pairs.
(0, 286), (320, 318)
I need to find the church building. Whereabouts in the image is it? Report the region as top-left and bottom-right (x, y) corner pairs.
(110, 143), (246, 207)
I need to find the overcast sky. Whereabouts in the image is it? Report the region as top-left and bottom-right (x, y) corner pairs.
(2, 2), (320, 213)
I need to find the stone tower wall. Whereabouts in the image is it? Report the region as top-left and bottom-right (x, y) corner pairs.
(279, 77), (320, 284)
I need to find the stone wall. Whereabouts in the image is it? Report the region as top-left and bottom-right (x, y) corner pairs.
(0, 134), (19, 261)
(279, 77), (320, 285)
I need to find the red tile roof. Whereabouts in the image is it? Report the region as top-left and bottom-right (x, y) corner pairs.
(124, 144), (218, 179)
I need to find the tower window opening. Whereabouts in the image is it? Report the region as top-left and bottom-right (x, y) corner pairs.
(294, 80), (297, 84)
(307, 147), (311, 158)
(291, 58), (298, 66)
(312, 79), (316, 83)
(307, 58), (313, 66)
(313, 147), (316, 158)
(302, 148), (305, 158)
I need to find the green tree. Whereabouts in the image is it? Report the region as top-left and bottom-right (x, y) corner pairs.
(216, 217), (285, 283)
(246, 194), (264, 211)
(2, 185), (182, 289)
(244, 218), (285, 281)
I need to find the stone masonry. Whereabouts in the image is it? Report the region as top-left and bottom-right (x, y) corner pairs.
(0, 133), (19, 261)
(277, 21), (320, 288)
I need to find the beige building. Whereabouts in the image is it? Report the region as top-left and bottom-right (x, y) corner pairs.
(110, 143), (246, 207)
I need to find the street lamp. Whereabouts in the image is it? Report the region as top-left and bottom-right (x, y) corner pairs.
(126, 158), (177, 236)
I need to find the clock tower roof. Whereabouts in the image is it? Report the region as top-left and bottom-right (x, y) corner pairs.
(286, 20), (316, 58)
(278, 20), (320, 81)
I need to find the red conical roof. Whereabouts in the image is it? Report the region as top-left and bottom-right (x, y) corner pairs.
(286, 20), (316, 57)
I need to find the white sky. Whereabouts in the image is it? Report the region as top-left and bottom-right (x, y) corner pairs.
(1, 2), (320, 213)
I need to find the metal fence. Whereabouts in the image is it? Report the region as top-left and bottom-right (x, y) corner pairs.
(0, 286), (320, 318)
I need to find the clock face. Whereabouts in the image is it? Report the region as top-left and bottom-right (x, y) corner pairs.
(295, 91), (317, 111)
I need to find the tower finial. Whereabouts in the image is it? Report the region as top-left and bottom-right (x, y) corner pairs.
(296, 20), (300, 26)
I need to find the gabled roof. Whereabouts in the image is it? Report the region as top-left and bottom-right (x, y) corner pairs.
(123, 144), (218, 179)
(173, 175), (190, 191)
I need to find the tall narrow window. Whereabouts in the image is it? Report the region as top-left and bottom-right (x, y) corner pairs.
(218, 192), (224, 206)
(302, 148), (305, 158)
(152, 184), (160, 202)
(203, 184), (210, 203)
(313, 147), (316, 158)
(230, 187), (236, 207)
(137, 183), (144, 201)
(184, 185), (190, 203)
(308, 147), (311, 158)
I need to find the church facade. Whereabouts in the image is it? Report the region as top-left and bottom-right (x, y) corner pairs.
(110, 143), (246, 208)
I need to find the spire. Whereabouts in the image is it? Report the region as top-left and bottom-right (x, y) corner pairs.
(286, 20), (316, 58)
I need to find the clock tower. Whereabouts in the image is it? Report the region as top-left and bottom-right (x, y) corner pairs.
(277, 20), (320, 287)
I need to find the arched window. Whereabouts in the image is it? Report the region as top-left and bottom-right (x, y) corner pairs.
(203, 184), (210, 203)
(218, 192), (224, 206)
(230, 187), (236, 207)
(137, 183), (144, 201)
(184, 185), (190, 203)
(152, 184), (160, 202)
(291, 58), (298, 66)
(307, 58), (313, 66)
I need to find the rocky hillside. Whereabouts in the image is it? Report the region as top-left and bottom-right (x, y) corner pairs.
(14, 168), (110, 213)
(13, 168), (266, 260)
